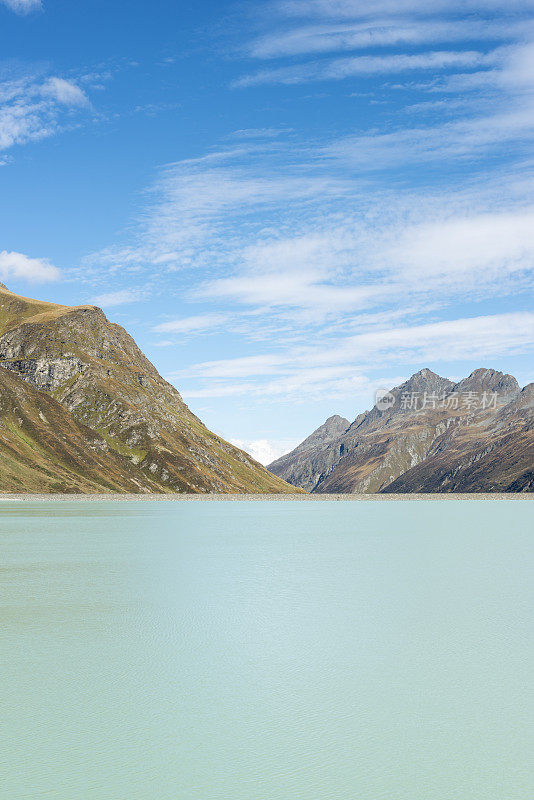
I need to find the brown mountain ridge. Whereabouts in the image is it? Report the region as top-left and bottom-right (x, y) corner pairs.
(268, 368), (534, 493)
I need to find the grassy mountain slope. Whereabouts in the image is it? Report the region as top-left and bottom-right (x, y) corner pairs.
(0, 285), (295, 494)
(0, 366), (166, 493)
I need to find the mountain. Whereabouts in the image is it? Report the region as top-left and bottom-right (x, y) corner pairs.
(268, 415), (350, 492)
(268, 368), (533, 493)
(384, 380), (534, 493)
(0, 284), (296, 494)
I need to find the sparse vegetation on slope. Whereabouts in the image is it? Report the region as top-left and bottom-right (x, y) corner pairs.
(269, 368), (533, 494)
(0, 285), (296, 494)
(0, 367), (163, 493)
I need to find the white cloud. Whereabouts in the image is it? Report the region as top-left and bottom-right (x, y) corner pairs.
(240, 232), (357, 272)
(152, 312), (229, 334)
(190, 191), (534, 314)
(339, 311), (534, 364)
(230, 127), (292, 138)
(199, 271), (385, 312)
(230, 437), (300, 465)
(85, 142), (534, 335)
(84, 156), (353, 276)
(92, 288), (147, 307)
(233, 38), (534, 173)
(0, 250), (60, 283)
(274, 0), (534, 20)
(40, 78), (88, 107)
(236, 49), (495, 87)
(0, 74), (90, 152)
(1, 0), (41, 13)
(81, 3), (534, 412)
(326, 102), (534, 167)
(181, 366), (378, 401)
(177, 312), (533, 402)
(199, 311), (534, 377)
(179, 354), (284, 379)
(249, 20), (525, 59)
(500, 40), (534, 90)
(389, 207), (534, 282)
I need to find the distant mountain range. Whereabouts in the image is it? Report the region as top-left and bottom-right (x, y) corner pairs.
(269, 368), (534, 493)
(0, 284), (295, 494)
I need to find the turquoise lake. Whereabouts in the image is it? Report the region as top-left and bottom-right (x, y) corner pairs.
(1, 498), (532, 799)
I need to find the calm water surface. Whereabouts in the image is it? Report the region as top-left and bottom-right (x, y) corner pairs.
(1, 498), (532, 799)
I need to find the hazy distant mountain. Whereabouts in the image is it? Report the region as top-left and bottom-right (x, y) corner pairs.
(268, 415), (350, 492)
(0, 285), (295, 494)
(268, 368), (533, 493)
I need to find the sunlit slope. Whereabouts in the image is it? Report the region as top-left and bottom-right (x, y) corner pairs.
(0, 285), (296, 494)
(0, 366), (165, 493)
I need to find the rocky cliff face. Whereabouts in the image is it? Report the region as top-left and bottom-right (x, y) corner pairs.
(384, 380), (533, 493)
(0, 285), (295, 494)
(268, 368), (533, 493)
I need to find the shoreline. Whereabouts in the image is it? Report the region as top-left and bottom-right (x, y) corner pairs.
(0, 492), (530, 502)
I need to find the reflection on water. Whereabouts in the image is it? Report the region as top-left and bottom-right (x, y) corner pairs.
(1, 499), (533, 800)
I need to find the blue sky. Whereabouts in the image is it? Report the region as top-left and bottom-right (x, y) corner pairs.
(1, 0), (533, 463)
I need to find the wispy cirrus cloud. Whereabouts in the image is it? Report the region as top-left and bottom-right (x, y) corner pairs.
(326, 105), (534, 168)
(91, 287), (148, 307)
(321, 39), (534, 168)
(177, 311), (534, 402)
(153, 312), (229, 335)
(198, 271), (387, 313)
(180, 312), (534, 378)
(237, 0), (534, 89)
(85, 139), (534, 327)
(235, 48), (500, 87)
(181, 366), (385, 403)
(229, 127), (293, 138)
(40, 77), (89, 107)
(272, 0), (534, 20)
(389, 208), (534, 283)
(1, 0), (41, 14)
(248, 20), (529, 60)
(82, 0), (534, 408)
(84, 152), (354, 278)
(0, 72), (90, 151)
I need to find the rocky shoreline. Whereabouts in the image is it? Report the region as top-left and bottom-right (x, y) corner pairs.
(0, 493), (530, 502)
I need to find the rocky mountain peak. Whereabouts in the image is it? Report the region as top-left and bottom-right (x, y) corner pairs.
(368, 369), (453, 421)
(325, 414), (350, 427)
(294, 414), (349, 452)
(453, 368), (520, 400)
(399, 368), (453, 396)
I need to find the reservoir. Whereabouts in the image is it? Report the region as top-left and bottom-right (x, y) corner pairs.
(1, 498), (532, 799)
